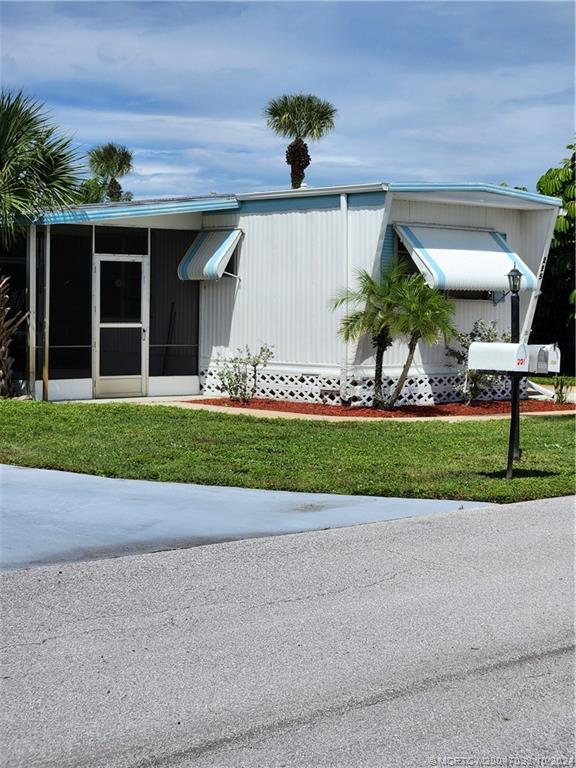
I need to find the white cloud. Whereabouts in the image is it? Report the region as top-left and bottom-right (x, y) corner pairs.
(3, 2), (571, 197)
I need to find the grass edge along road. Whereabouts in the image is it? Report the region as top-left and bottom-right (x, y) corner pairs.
(0, 400), (574, 503)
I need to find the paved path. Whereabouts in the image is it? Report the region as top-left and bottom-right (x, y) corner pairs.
(0, 464), (486, 570)
(1, 497), (574, 767)
(73, 395), (576, 421)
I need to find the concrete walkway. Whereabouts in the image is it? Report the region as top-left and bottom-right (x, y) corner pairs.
(0, 464), (488, 570)
(69, 394), (576, 422)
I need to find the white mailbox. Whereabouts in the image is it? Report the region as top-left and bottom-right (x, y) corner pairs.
(468, 342), (529, 373)
(527, 343), (561, 374)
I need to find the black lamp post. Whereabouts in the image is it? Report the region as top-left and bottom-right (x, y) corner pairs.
(506, 266), (522, 479)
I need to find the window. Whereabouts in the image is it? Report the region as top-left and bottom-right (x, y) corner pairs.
(395, 234), (493, 301)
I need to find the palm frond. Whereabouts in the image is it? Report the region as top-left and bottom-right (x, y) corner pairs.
(265, 93), (336, 141)
(0, 89), (81, 247)
(87, 142), (134, 180)
(388, 274), (456, 344)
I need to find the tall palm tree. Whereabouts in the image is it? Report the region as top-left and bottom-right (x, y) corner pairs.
(331, 263), (406, 409)
(87, 142), (134, 202)
(0, 90), (80, 248)
(265, 93), (337, 189)
(385, 275), (456, 409)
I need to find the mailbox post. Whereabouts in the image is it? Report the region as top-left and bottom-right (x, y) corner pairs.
(467, 279), (560, 480)
(506, 267), (523, 479)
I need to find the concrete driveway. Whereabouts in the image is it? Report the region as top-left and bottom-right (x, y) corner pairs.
(0, 464), (487, 570)
(1, 496), (574, 767)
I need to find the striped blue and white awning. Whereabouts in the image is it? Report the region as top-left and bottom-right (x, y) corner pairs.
(178, 229), (242, 281)
(394, 224), (536, 292)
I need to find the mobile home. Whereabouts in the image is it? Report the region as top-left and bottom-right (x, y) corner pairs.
(2, 182), (561, 404)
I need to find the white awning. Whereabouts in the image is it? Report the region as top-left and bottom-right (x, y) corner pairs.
(178, 229), (242, 281)
(394, 224), (536, 292)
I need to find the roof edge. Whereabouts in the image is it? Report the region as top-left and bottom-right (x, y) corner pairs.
(236, 183), (388, 200)
(35, 196), (239, 225)
(387, 182), (562, 207)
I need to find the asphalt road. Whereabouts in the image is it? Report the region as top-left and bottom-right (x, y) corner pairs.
(1, 497), (574, 768)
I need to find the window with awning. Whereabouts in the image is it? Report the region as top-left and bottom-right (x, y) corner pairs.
(177, 229), (242, 281)
(393, 224), (536, 292)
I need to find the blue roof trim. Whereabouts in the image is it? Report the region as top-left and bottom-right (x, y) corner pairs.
(348, 191), (386, 208)
(37, 198), (240, 225)
(387, 182), (561, 207)
(236, 195), (340, 215)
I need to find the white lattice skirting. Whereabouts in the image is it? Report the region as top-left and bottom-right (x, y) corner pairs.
(201, 368), (526, 407)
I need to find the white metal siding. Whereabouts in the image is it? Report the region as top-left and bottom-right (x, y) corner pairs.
(518, 208), (558, 339)
(200, 208), (346, 371)
(347, 206), (386, 274)
(199, 199), (555, 380)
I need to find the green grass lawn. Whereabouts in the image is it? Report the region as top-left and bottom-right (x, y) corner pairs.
(530, 375), (576, 387)
(0, 400), (574, 503)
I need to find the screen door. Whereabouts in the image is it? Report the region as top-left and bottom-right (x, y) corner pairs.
(93, 255), (149, 397)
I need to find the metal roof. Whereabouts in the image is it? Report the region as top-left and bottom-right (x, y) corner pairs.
(34, 180), (561, 225)
(36, 195), (239, 225)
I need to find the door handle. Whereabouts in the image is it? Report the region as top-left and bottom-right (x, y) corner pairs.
(142, 328), (147, 341)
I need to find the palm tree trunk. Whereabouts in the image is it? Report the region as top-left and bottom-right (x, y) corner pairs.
(285, 138), (311, 189)
(385, 333), (419, 409)
(108, 177), (122, 202)
(373, 333), (386, 409)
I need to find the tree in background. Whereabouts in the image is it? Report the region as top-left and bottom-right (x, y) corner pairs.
(531, 143), (575, 374)
(77, 176), (108, 204)
(85, 142), (134, 203)
(0, 90), (80, 247)
(265, 94), (336, 189)
(331, 263), (406, 409)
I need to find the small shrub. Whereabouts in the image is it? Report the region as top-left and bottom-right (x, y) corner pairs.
(446, 320), (510, 404)
(553, 375), (569, 404)
(216, 344), (274, 403)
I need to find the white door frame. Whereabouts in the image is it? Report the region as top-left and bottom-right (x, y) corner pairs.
(92, 253), (150, 398)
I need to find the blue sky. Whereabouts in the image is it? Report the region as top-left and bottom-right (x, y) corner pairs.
(1, 1), (574, 198)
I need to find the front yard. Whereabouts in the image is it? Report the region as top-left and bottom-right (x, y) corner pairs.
(0, 400), (573, 503)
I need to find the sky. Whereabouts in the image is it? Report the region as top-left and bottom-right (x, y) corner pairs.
(1, 1), (574, 199)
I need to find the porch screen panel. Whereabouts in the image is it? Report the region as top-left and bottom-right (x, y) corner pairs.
(100, 328), (141, 376)
(150, 230), (200, 376)
(48, 225), (92, 379)
(100, 261), (142, 322)
(0, 235), (27, 381)
(95, 227), (148, 255)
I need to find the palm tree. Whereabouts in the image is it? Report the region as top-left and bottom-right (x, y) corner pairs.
(385, 275), (456, 409)
(0, 90), (80, 248)
(87, 142), (134, 202)
(265, 93), (337, 189)
(331, 263), (406, 409)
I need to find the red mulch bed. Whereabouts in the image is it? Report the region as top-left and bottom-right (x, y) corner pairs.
(195, 397), (575, 419)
